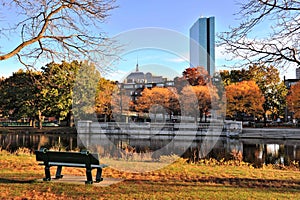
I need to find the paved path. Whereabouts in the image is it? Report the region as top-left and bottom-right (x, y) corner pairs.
(38, 176), (123, 186)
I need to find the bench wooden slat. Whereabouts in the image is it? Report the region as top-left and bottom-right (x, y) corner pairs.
(35, 148), (107, 184)
(39, 162), (107, 169)
(36, 151), (100, 165)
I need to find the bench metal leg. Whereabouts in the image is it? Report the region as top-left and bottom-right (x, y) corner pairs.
(43, 166), (51, 181)
(55, 166), (63, 179)
(85, 168), (93, 184)
(95, 168), (103, 182)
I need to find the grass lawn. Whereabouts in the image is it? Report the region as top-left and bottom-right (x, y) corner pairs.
(0, 150), (300, 199)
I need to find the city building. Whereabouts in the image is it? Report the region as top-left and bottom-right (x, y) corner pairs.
(296, 67), (300, 79)
(284, 67), (300, 89)
(124, 63), (167, 84)
(120, 62), (174, 102)
(190, 16), (215, 75)
(115, 62), (175, 122)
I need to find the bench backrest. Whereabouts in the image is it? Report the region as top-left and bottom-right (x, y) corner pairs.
(35, 149), (100, 165)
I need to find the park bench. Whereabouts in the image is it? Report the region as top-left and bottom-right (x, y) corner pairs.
(35, 148), (107, 184)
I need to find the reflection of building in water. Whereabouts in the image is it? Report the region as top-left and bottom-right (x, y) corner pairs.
(243, 142), (300, 167)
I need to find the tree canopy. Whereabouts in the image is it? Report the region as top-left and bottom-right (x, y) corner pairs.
(181, 85), (218, 122)
(182, 67), (210, 86)
(0, 0), (117, 69)
(225, 81), (265, 119)
(220, 65), (288, 120)
(0, 70), (42, 125)
(0, 60), (97, 128)
(135, 87), (179, 122)
(247, 65), (288, 120)
(220, 69), (249, 86)
(95, 78), (116, 122)
(41, 61), (81, 126)
(287, 81), (300, 119)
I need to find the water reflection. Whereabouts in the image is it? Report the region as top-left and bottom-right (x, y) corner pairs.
(0, 133), (76, 152)
(1, 132), (300, 167)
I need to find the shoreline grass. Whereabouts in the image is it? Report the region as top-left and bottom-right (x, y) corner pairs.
(0, 150), (300, 199)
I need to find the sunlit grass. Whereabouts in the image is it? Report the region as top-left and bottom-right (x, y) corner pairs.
(0, 150), (300, 199)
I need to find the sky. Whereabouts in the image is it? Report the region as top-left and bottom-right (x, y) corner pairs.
(96, 0), (241, 81)
(0, 0), (295, 80)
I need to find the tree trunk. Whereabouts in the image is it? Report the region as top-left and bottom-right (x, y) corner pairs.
(68, 110), (74, 127)
(32, 118), (36, 128)
(199, 111), (203, 123)
(38, 110), (43, 129)
(263, 112), (267, 127)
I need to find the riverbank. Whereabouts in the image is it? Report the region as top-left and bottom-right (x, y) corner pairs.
(0, 126), (77, 134)
(1, 126), (300, 140)
(241, 128), (300, 140)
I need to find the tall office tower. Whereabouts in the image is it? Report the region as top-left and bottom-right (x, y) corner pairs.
(296, 67), (300, 79)
(190, 16), (215, 75)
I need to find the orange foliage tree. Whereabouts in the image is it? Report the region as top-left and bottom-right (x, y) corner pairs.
(175, 66), (211, 93)
(287, 81), (300, 119)
(181, 85), (219, 122)
(110, 86), (132, 122)
(182, 66), (210, 86)
(135, 87), (179, 122)
(225, 81), (265, 120)
(94, 78), (116, 122)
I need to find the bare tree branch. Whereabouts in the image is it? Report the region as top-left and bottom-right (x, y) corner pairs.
(218, 0), (300, 68)
(0, 0), (118, 71)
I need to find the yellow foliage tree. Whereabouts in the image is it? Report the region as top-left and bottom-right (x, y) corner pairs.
(225, 81), (265, 120)
(94, 78), (116, 122)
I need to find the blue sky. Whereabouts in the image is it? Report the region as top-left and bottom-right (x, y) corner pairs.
(99, 0), (241, 81)
(0, 0), (295, 79)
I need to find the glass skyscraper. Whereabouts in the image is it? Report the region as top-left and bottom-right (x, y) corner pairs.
(190, 16), (215, 75)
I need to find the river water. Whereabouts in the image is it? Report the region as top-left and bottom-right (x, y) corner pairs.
(1, 132), (300, 167)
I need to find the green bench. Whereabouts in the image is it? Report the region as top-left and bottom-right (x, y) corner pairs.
(35, 148), (107, 184)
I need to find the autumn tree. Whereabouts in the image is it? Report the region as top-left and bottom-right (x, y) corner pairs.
(248, 65), (288, 121)
(0, 69), (44, 128)
(0, 0), (117, 68)
(225, 81), (265, 120)
(220, 65), (288, 121)
(219, 69), (250, 86)
(287, 81), (300, 119)
(40, 61), (80, 127)
(95, 78), (116, 122)
(182, 66), (211, 86)
(135, 87), (179, 122)
(175, 66), (211, 94)
(73, 61), (101, 122)
(181, 85), (218, 122)
(110, 84), (132, 122)
(219, 0), (300, 68)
